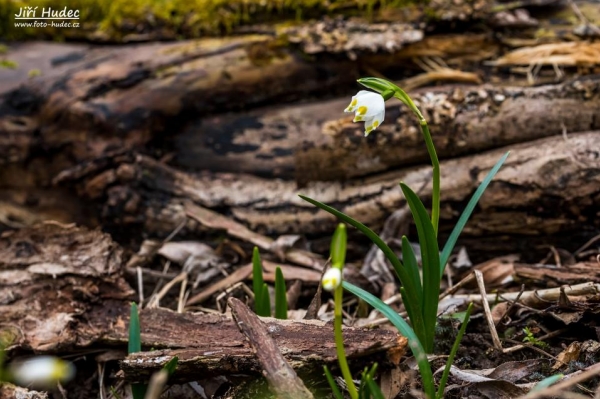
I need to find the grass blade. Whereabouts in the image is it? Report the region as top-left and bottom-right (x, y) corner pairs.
(399, 183), (440, 353)
(274, 267), (288, 319)
(324, 366), (344, 399)
(436, 303), (473, 399)
(128, 303), (141, 354)
(128, 303), (146, 399)
(343, 281), (435, 399)
(366, 377), (385, 399)
(162, 356), (178, 376)
(252, 247), (265, 314)
(401, 236), (423, 308)
(259, 283), (271, 317)
(440, 152), (509, 272)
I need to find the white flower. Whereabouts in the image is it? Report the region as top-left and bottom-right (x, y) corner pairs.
(344, 90), (385, 136)
(322, 267), (342, 291)
(10, 356), (75, 388)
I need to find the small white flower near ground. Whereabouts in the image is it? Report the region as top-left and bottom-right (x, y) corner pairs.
(10, 356), (75, 389)
(344, 90), (385, 136)
(322, 267), (342, 291)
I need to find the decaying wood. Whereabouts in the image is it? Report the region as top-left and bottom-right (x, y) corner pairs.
(0, 384), (48, 399)
(0, 223), (405, 380)
(0, 36), (362, 186)
(229, 298), (314, 399)
(514, 262), (600, 286)
(173, 77), (600, 182)
(119, 308), (406, 383)
(55, 132), (600, 257)
(0, 222), (133, 351)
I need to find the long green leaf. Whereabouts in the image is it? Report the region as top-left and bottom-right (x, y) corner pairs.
(400, 183), (440, 354)
(252, 247), (265, 314)
(128, 303), (146, 399)
(343, 282), (435, 399)
(324, 366), (344, 399)
(439, 152), (509, 272)
(274, 267), (288, 319)
(259, 283), (271, 317)
(436, 303), (473, 399)
(401, 236), (423, 307)
(299, 194), (425, 344)
(400, 287), (427, 348)
(128, 303), (141, 354)
(162, 356), (179, 376)
(366, 377), (385, 399)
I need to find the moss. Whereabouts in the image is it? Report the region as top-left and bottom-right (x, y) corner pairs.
(0, 59), (18, 69)
(0, 0), (427, 41)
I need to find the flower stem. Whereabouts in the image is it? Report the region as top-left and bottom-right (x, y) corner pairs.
(334, 284), (358, 399)
(418, 120), (440, 236)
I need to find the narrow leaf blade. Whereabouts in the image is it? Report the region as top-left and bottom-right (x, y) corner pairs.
(342, 281), (435, 399)
(400, 183), (440, 353)
(401, 236), (423, 306)
(440, 152), (509, 272)
(252, 247), (265, 313)
(128, 302), (141, 354)
(274, 267), (288, 319)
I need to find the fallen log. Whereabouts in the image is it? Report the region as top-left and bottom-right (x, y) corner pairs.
(55, 132), (600, 259)
(0, 223), (406, 380)
(173, 77), (600, 182)
(0, 27), (425, 187)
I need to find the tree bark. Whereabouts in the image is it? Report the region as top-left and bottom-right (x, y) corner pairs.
(173, 77), (600, 183)
(55, 132), (600, 244)
(0, 223), (406, 380)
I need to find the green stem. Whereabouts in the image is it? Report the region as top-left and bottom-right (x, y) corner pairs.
(334, 285), (358, 399)
(418, 120), (440, 236)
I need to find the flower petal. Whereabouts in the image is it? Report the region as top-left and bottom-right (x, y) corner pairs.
(355, 91), (385, 117)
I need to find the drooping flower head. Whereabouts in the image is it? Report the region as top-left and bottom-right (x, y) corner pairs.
(322, 267), (342, 292)
(344, 90), (385, 136)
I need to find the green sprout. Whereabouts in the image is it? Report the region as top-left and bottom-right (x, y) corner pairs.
(252, 247), (288, 319)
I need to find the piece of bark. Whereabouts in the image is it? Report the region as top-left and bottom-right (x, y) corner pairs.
(173, 77), (600, 182)
(0, 222), (134, 351)
(514, 262), (600, 286)
(0, 223), (406, 380)
(118, 308), (407, 383)
(55, 132), (600, 261)
(0, 384), (48, 399)
(229, 297), (314, 399)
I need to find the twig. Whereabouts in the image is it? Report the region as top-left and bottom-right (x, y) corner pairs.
(495, 284), (525, 327)
(522, 363), (600, 399)
(144, 369), (169, 399)
(475, 270), (502, 350)
(228, 298), (314, 399)
(147, 272), (188, 309)
(137, 267), (144, 305)
(177, 274), (188, 313)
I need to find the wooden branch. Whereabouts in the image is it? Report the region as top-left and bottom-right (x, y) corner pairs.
(229, 298), (314, 399)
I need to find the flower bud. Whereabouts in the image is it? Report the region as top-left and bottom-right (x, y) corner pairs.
(322, 267), (342, 292)
(10, 356), (75, 389)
